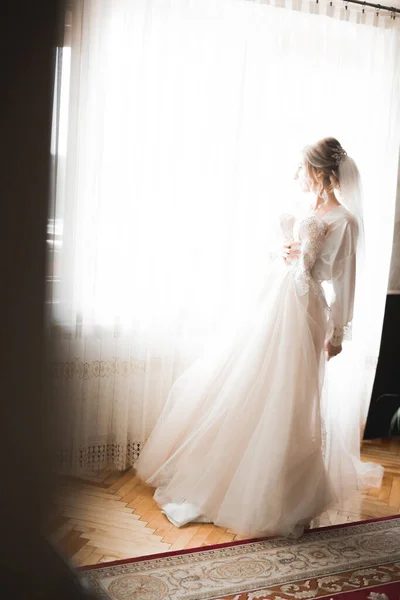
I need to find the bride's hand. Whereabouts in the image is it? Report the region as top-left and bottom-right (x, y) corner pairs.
(325, 340), (342, 361)
(282, 241), (301, 262)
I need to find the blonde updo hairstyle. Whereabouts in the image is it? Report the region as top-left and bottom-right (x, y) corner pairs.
(302, 137), (347, 198)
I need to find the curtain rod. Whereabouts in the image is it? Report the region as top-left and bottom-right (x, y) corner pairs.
(336, 0), (400, 14)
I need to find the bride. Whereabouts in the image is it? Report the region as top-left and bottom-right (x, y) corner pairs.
(136, 137), (383, 538)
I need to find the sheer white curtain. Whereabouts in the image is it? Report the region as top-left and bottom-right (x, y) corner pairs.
(50, 0), (400, 475)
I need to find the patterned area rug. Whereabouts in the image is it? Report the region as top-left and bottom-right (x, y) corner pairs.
(80, 516), (400, 600)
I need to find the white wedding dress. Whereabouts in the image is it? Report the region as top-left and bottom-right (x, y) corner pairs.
(136, 205), (383, 538)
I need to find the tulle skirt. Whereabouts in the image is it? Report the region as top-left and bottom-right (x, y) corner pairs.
(135, 260), (383, 538)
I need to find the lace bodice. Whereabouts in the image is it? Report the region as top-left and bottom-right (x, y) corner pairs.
(280, 213), (328, 296)
(280, 207), (357, 346)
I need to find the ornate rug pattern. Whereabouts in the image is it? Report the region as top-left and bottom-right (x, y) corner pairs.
(80, 517), (400, 600)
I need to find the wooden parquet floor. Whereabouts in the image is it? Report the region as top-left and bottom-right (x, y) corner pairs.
(46, 438), (400, 568)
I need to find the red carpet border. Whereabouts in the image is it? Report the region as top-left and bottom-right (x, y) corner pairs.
(80, 516), (400, 600)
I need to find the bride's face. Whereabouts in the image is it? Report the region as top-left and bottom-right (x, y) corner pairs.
(294, 160), (311, 193)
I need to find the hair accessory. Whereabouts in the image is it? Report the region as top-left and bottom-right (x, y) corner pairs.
(331, 147), (347, 166)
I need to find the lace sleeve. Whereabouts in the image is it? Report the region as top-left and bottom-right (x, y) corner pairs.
(293, 217), (328, 295)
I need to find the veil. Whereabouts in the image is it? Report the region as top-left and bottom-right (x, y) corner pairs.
(320, 153), (384, 504)
(337, 155), (365, 263)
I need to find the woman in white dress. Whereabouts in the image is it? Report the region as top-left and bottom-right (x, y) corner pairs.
(136, 137), (383, 538)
